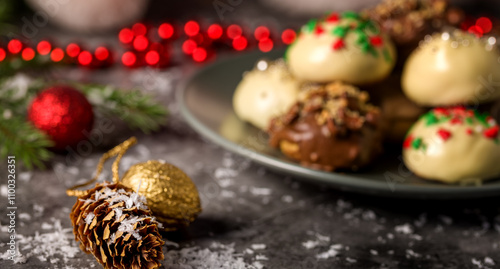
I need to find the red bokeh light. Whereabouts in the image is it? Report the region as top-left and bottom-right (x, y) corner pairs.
(50, 48), (64, 62)
(119, 28), (134, 44)
(133, 36), (149, 51)
(158, 23), (174, 39)
(184, 21), (200, 37)
(281, 29), (296, 45)
(132, 22), (148, 36)
(37, 40), (52, 55)
(145, 50), (160, 65)
(182, 39), (197, 55)
(21, 47), (35, 61)
(95, 46), (110, 61)
(207, 24), (223, 40)
(227, 24), (243, 39)
(78, 50), (92, 66)
(8, 39), (22, 54)
(66, 43), (81, 58)
(0, 48), (6, 61)
(232, 36), (247, 51)
(192, 47), (207, 62)
(254, 26), (270, 40)
(476, 17), (492, 34)
(121, 51), (137, 67)
(468, 25), (484, 37)
(258, 38), (273, 52)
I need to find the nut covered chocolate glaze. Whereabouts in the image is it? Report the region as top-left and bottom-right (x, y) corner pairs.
(268, 82), (383, 171)
(363, 0), (454, 45)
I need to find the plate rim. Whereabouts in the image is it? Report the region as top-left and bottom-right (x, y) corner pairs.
(178, 50), (500, 199)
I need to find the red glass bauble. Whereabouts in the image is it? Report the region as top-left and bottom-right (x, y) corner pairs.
(27, 86), (94, 150)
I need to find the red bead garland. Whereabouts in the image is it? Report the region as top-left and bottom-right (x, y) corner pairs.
(37, 40), (52, 55)
(50, 48), (64, 62)
(0, 20), (300, 70)
(8, 39), (23, 54)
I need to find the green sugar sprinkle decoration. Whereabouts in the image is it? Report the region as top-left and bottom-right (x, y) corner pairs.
(412, 138), (422, 150)
(355, 30), (367, 41)
(342, 11), (360, 19)
(306, 19), (318, 33)
(365, 21), (379, 34)
(474, 111), (489, 126)
(332, 26), (348, 37)
(424, 112), (439, 126)
(465, 117), (474, 125)
(368, 46), (378, 57)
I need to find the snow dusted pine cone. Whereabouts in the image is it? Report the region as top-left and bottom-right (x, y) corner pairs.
(70, 182), (164, 269)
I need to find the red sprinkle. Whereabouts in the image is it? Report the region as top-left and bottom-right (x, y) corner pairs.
(332, 39), (344, 50)
(370, 36), (383, 47)
(466, 128), (474, 135)
(484, 126), (499, 139)
(326, 13), (339, 23)
(315, 25), (325, 35)
(437, 128), (452, 141)
(450, 117), (462, 125)
(433, 108), (449, 115)
(452, 106), (466, 115)
(403, 135), (413, 149)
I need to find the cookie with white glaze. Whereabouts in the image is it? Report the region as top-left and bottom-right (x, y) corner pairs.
(286, 11), (396, 85)
(403, 107), (500, 184)
(233, 59), (300, 130)
(402, 30), (500, 106)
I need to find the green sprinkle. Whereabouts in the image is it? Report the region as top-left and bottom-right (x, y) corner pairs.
(360, 42), (370, 52)
(332, 26), (347, 37)
(355, 31), (368, 43)
(365, 20), (379, 34)
(306, 19), (318, 33)
(424, 112), (439, 126)
(342, 11), (360, 19)
(368, 47), (378, 57)
(412, 138), (422, 149)
(465, 117), (474, 125)
(474, 111), (489, 126)
(356, 21), (368, 30)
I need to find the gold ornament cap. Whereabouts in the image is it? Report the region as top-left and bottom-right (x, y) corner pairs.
(121, 160), (202, 231)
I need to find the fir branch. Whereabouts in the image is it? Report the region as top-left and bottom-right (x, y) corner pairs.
(78, 84), (168, 133)
(0, 75), (167, 169)
(0, 116), (53, 169)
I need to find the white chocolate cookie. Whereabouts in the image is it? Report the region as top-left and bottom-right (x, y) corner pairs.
(233, 59), (300, 130)
(286, 12), (396, 84)
(402, 30), (500, 106)
(403, 107), (500, 184)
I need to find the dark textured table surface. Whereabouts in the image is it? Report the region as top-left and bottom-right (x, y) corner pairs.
(2, 1), (500, 269)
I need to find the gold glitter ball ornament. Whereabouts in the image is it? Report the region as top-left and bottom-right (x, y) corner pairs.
(121, 160), (202, 231)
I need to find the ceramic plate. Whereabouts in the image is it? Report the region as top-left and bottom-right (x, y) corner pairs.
(179, 50), (500, 199)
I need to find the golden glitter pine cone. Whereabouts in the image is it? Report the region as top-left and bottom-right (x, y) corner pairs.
(70, 182), (164, 269)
